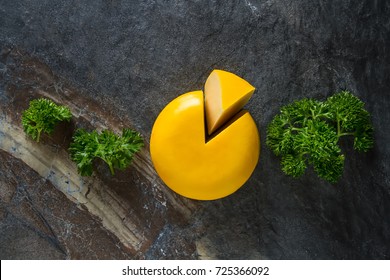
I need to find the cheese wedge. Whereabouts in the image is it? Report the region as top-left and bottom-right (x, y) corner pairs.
(150, 91), (259, 200)
(205, 70), (255, 135)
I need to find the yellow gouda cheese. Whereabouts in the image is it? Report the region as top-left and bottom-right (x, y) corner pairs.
(150, 91), (259, 200)
(204, 69), (255, 135)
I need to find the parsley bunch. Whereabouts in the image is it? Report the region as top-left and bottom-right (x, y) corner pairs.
(69, 128), (144, 176)
(22, 98), (72, 142)
(266, 91), (374, 183)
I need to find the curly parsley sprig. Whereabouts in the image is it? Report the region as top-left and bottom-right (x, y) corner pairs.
(266, 91), (374, 183)
(69, 128), (144, 176)
(22, 98), (72, 142)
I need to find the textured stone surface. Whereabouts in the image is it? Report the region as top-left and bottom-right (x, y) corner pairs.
(0, 150), (133, 259)
(0, 50), (198, 259)
(1, 0), (390, 259)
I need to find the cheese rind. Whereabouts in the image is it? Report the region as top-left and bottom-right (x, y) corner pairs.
(205, 70), (255, 135)
(150, 91), (260, 200)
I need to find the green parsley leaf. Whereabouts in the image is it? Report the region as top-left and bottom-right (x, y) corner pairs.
(266, 91), (374, 183)
(22, 98), (72, 142)
(69, 128), (144, 176)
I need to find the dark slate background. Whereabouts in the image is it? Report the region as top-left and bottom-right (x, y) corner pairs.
(1, 0), (390, 259)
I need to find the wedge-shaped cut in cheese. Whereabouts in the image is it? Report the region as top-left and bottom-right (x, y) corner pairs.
(205, 69), (255, 135)
(150, 91), (259, 200)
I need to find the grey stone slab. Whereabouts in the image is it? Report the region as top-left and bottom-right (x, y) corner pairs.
(1, 0), (390, 259)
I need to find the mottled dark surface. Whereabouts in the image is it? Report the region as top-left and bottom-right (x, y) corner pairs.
(1, 0), (390, 259)
(0, 50), (199, 259)
(0, 150), (133, 259)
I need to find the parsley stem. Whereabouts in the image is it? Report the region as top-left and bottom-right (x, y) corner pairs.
(336, 116), (355, 139)
(337, 116), (341, 136)
(338, 132), (355, 138)
(291, 127), (303, 132)
(108, 162), (115, 175)
(37, 129), (42, 143)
